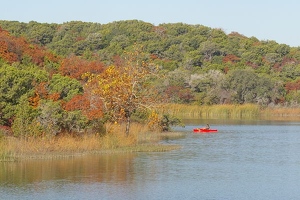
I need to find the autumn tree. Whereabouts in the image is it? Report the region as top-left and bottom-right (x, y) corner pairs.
(85, 45), (158, 136)
(59, 55), (105, 80)
(0, 26), (59, 66)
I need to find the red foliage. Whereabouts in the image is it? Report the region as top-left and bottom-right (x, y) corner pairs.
(0, 27), (60, 66)
(30, 81), (104, 120)
(245, 61), (259, 69)
(164, 85), (194, 103)
(150, 54), (159, 60)
(48, 93), (60, 101)
(63, 94), (90, 111)
(222, 54), (240, 63)
(63, 93), (103, 120)
(285, 80), (300, 92)
(0, 28), (19, 63)
(75, 36), (84, 42)
(272, 57), (297, 72)
(59, 55), (105, 80)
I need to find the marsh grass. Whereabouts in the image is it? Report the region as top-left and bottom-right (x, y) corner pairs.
(162, 103), (260, 119)
(0, 123), (182, 161)
(161, 103), (300, 121)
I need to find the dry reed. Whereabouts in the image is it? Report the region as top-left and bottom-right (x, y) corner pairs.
(0, 123), (181, 161)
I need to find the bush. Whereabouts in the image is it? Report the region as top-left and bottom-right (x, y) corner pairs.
(159, 114), (183, 132)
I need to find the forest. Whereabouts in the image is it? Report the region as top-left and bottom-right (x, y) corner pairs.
(1, 19), (300, 137)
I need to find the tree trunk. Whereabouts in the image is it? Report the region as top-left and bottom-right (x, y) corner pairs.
(125, 110), (131, 136)
(125, 115), (130, 136)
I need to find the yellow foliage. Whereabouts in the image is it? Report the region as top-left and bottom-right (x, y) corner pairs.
(147, 110), (160, 131)
(84, 44), (158, 135)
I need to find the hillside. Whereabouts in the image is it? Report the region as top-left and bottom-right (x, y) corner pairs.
(1, 19), (300, 136)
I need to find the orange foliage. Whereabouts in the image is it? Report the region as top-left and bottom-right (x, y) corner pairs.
(59, 55), (105, 80)
(29, 80), (104, 120)
(29, 82), (58, 107)
(222, 54), (240, 63)
(63, 94), (89, 111)
(48, 93), (60, 101)
(63, 93), (103, 120)
(150, 54), (159, 60)
(223, 66), (229, 74)
(28, 82), (48, 107)
(0, 27), (59, 65)
(0, 28), (19, 63)
(285, 80), (300, 92)
(28, 93), (40, 107)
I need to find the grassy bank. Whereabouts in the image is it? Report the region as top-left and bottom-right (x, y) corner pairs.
(0, 123), (183, 161)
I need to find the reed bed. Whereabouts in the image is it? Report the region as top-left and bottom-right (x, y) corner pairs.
(160, 103), (300, 121)
(0, 123), (182, 161)
(161, 103), (261, 119)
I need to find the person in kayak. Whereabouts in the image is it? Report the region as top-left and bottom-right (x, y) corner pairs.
(203, 124), (210, 130)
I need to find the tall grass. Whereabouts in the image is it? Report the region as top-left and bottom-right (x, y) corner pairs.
(160, 103), (300, 121)
(0, 123), (182, 160)
(161, 103), (260, 119)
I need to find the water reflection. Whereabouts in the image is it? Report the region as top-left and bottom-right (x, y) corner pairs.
(2, 119), (300, 200)
(0, 153), (136, 186)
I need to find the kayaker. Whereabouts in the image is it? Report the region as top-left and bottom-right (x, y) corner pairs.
(204, 124), (210, 130)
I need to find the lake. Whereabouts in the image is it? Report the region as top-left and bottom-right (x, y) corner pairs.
(1, 119), (300, 200)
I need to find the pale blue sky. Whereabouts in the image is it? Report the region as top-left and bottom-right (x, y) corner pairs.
(2, 0), (300, 47)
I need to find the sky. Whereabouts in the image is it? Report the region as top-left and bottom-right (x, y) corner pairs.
(1, 0), (300, 47)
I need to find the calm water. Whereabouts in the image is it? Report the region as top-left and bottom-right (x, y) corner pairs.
(1, 119), (300, 200)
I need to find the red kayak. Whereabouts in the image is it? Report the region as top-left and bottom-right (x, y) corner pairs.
(193, 128), (218, 133)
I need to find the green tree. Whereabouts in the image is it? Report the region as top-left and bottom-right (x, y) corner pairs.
(199, 41), (222, 61)
(12, 96), (42, 137)
(189, 70), (225, 104)
(0, 63), (48, 125)
(37, 100), (63, 136)
(224, 69), (274, 105)
(48, 74), (83, 101)
(26, 21), (57, 45)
